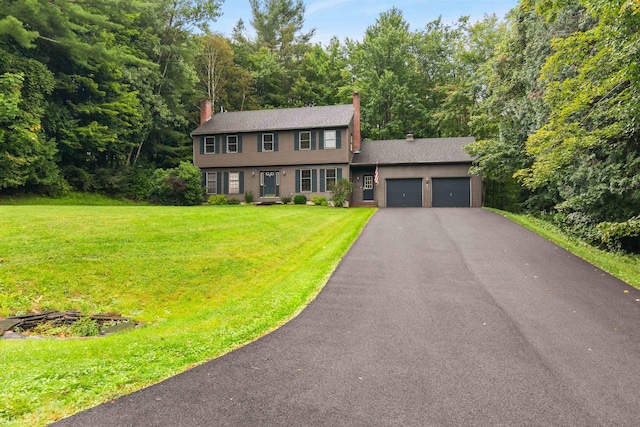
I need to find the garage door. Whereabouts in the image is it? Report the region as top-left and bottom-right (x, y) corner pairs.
(386, 179), (423, 207)
(432, 178), (471, 207)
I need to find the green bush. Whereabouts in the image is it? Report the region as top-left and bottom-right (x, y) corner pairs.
(312, 196), (328, 206)
(330, 178), (353, 208)
(244, 191), (254, 204)
(293, 194), (307, 205)
(71, 316), (100, 337)
(228, 198), (241, 205)
(148, 162), (205, 206)
(208, 194), (228, 205)
(280, 195), (292, 204)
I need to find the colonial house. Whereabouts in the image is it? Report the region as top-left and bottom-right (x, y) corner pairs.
(191, 93), (482, 208)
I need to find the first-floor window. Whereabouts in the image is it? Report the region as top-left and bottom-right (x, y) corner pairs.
(227, 135), (238, 153)
(229, 172), (239, 193)
(262, 133), (274, 151)
(204, 136), (215, 154)
(301, 169), (312, 192)
(325, 168), (337, 191)
(206, 172), (217, 194)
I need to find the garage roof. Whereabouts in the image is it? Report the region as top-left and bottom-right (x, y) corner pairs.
(191, 104), (354, 135)
(351, 137), (476, 165)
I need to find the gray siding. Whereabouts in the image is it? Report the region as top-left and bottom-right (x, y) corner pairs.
(201, 164), (350, 203)
(194, 128), (352, 169)
(365, 164), (481, 208)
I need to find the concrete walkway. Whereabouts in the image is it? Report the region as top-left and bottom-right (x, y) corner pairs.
(55, 209), (640, 426)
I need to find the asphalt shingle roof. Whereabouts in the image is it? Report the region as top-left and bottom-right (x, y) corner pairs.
(351, 137), (476, 165)
(191, 104), (354, 135)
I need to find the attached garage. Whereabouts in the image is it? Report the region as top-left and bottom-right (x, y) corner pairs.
(432, 177), (471, 207)
(386, 178), (423, 207)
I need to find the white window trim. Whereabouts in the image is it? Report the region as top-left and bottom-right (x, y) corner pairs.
(227, 135), (238, 153)
(301, 169), (312, 193)
(262, 133), (274, 152)
(299, 131), (311, 150)
(229, 172), (240, 194)
(324, 130), (336, 149)
(204, 136), (216, 154)
(364, 175), (374, 190)
(325, 168), (337, 192)
(206, 172), (217, 194)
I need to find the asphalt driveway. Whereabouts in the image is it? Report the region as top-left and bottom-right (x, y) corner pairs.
(55, 208), (640, 426)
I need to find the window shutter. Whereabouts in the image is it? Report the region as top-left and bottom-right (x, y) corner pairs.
(221, 135), (227, 154)
(337, 168), (343, 180)
(201, 172), (206, 189)
(216, 172), (222, 194)
(239, 171), (244, 194)
(274, 133), (279, 151)
(257, 133), (262, 152)
(214, 136), (220, 154)
(294, 133), (299, 151)
(223, 172), (229, 194)
(312, 169), (317, 192)
(336, 130), (342, 149)
(319, 131), (324, 150)
(311, 131), (316, 150)
(295, 169), (300, 193)
(320, 169), (325, 192)
(238, 135), (243, 153)
(200, 137), (204, 154)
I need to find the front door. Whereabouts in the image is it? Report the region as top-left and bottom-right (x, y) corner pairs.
(260, 171), (279, 197)
(363, 175), (374, 201)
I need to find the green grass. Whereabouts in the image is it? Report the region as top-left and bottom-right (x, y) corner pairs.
(0, 204), (375, 427)
(490, 208), (640, 289)
(0, 192), (142, 206)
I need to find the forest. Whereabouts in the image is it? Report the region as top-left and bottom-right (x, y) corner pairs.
(1, 0), (639, 251)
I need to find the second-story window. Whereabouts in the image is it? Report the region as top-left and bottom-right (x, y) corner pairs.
(300, 131), (311, 150)
(204, 136), (216, 154)
(324, 130), (336, 149)
(262, 133), (274, 152)
(227, 135), (238, 153)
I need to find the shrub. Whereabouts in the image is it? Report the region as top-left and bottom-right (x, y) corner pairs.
(293, 194), (307, 205)
(71, 316), (100, 337)
(228, 198), (241, 205)
(148, 162), (205, 206)
(312, 196), (328, 206)
(280, 195), (292, 204)
(208, 194), (228, 205)
(244, 191), (254, 204)
(330, 178), (353, 207)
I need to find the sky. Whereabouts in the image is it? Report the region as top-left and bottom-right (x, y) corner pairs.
(212, 0), (520, 45)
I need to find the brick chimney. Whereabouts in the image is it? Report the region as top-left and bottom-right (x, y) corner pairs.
(352, 92), (361, 153)
(200, 99), (212, 125)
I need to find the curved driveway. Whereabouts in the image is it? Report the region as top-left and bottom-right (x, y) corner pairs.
(56, 209), (640, 426)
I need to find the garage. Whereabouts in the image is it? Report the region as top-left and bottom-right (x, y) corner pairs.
(386, 178), (423, 207)
(432, 177), (471, 207)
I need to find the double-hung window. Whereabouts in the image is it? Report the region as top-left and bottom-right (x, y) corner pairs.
(229, 172), (240, 194)
(301, 169), (312, 192)
(206, 172), (217, 194)
(300, 131), (311, 150)
(325, 168), (337, 191)
(262, 133), (274, 152)
(324, 130), (336, 149)
(204, 136), (216, 154)
(227, 135), (238, 153)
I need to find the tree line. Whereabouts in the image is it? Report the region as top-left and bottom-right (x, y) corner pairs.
(1, 0), (638, 250)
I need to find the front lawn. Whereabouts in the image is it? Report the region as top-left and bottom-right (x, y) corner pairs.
(0, 205), (375, 427)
